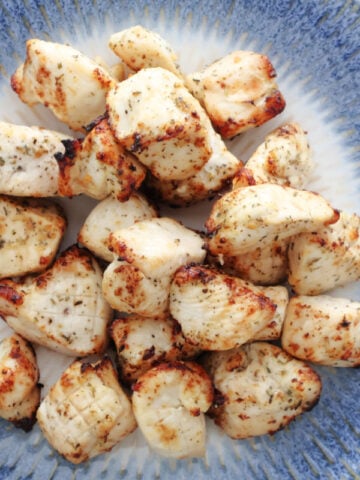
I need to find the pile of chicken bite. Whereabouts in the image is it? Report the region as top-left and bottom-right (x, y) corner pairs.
(0, 24), (359, 464)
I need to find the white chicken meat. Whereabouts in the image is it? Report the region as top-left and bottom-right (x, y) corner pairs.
(0, 245), (112, 356)
(206, 184), (339, 256)
(186, 50), (285, 138)
(132, 361), (213, 458)
(109, 25), (182, 77)
(0, 195), (66, 278)
(78, 193), (157, 262)
(102, 217), (206, 317)
(0, 334), (40, 431)
(110, 314), (200, 383)
(37, 357), (137, 464)
(288, 210), (360, 295)
(107, 67), (212, 181)
(282, 295), (360, 367)
(11, 39), (115, 131)
(202, 342), (321, 439)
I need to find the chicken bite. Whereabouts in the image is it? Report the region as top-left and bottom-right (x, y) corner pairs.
(109, 25), (182, 77)
(0, 195), (66, 278)
(202, 342), (321, 439)
(11, 39), (115, 131)
(110, 314), (200, 384)
(233, 123), (312, 189)
(102, 217), (206, 317)
(206, 184), (339, 256)
(56, 117), (146, 201)
(0, 122), (70, 197)
(282, 295), (360, 367)
(145, 126), (242, 206)
(37, 357), (137, 464)
(132, 361), (213, 458)
(78, 193), (157, 262)
(0, 334), (40, 431)
(107, 67), (212, 181)
(169, 265), (285, 350)
(0, 245), (112, 356)
(288, 211), (360, 295)
(186, 50), (285, 138)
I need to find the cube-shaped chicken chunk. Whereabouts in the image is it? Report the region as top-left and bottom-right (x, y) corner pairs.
(37, 358), (137, 464)
(233, 123), (313, 189)
(0, 246), (112, 356)
(282, 295), (360, 367)
(11, 39), (115, 131)
(132, 361), (213, 458)
(107, 67), (212, 180)
(110, 314), (200, 383)
(170, 265), (285, 350)
(0, 196), (66, 278)
(78, 193), (157, 262)
(0, 122), (70, 197)
(186, 50), (285, 138)
(288, 211), (360, 295)
(0, 334), (40, 431)
(109, 25), (182, 77)
(206, 184), (339, 256)
(202, 342), (321, 439)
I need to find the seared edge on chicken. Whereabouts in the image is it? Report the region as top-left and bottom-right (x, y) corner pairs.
(107, 67), (212, 181)
(11, 39), (115, 131)
(78, 193), (157, 262)
(132, 361), (213, 458)
(57, 117), (146, 201)
(170, 265), (281, 350)
(109, 25), (182, 77)
(202, 342), (321, 439)
(110, 314), (200, 383)
(0, 246), (112, 356)
(233, 123), (312, 189)
(206, 184), (339, 256)
(282, 295), (360, 367)
(0, 195), (66, 278)
(186, 50), (285, 138)
(0, 121), (70, 197)
(253, 285), (289, 341)
(37, 357), (137, 464)
(145, 126), (242, 206)
(102, 217), (206, 317)
(288, 211), (360, 295)
(0, 334), (40, 431)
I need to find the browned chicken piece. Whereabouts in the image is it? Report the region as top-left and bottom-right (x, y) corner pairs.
(206, 184), (339, 256)
(0, 195), (66, 279)
(78, 193), (157, 262)
(0, 246), (112, 356)
(11, 39), (115, 131)
(252, 285), (289, 341)
(202, 342), (321, 439)
(145, 126), (242, 206)
(282, 295), (360, 367)
(208, 239), (289, 286)
(110, 314), (200, 383)
(132, 361), (213, 458)
(186, 50), (285, 138)
(107, 67), (213, 181)
(169, 265), (286, 350)
(37, 357), (137, 464)
(288, 211), (360, 295)
(233, 123), (312, 189)
(102, 217), (206, 317)
(57, 117), (146, 201)
(109, 25), (182, 77)
(0, 334), (40, 431)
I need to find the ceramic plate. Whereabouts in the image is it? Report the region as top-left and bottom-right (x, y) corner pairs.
(0, 1), (359, 479)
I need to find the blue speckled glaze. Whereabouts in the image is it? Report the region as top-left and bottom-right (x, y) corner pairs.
(0, 1), (359, 479)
